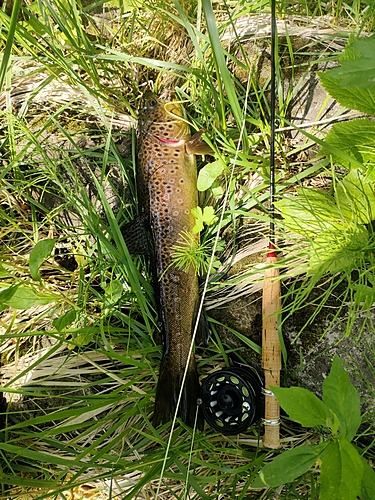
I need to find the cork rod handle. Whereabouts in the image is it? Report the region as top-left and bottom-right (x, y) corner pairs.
(262, 255), (281, 449)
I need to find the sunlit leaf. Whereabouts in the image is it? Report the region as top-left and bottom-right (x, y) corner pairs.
(29, 238), (55, 281)
(323, 38), (375, 90)
(322, 119), (375, 173)
(103, 279), (123, 306)
(335, 169), (375, 223)
(191, 206), (218, 233)
(272, 386), (331, 428)
(52, 308), (77, 332)
(253, 443), (327, 488)
(197, 160), (224, 191)
(0, 285), (57, 310)
(318, 38), (375, 114)
(361, 459), (375, 500)
(320, 438), (363, 500)
(322, 356), (361, 440)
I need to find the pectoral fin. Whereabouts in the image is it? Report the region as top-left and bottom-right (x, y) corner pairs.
(121, 215), (151, 255)
(185, 130), (214, 156)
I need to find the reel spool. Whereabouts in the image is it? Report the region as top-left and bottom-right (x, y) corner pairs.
(199, 366), (264, 435)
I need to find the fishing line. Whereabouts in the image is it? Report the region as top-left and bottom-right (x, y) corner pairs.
(182, 406), (200, 500)
(155, 54), (253, 500)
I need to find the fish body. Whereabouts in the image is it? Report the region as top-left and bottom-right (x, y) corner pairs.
(137, 90), (206, 429)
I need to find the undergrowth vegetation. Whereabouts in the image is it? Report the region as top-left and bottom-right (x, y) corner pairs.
(1, 0), (375, 498)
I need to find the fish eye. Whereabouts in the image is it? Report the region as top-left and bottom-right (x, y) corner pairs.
(149, 99), (157, 107)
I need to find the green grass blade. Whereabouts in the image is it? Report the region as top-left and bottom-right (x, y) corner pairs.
(202, 0), (248, 150)
(0, 0), (21, 92)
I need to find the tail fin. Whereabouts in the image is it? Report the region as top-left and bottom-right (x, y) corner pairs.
(153, 354), (204, 430)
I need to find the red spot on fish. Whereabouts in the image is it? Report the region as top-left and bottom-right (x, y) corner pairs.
(163, 193), (170, 201)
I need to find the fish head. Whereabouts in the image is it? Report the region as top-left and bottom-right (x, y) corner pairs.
(138, 90), (190, 143)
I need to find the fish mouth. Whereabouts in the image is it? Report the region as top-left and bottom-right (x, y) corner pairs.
(153, 135), (185, 147)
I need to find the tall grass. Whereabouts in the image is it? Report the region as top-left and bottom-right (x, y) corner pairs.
(0, 0), (374, 498)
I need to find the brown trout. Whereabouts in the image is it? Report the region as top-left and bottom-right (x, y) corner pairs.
(136, 90), (210, 429)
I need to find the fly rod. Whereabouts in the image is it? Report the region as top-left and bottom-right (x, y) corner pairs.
(262, 0), (282, 449)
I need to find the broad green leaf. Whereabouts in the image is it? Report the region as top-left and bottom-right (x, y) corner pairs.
(318, 38), (375, 114)
(197, 160), (224, 191)
(191, 206), (204, 233)
(103, 279), (123, 306)
(276, 176), (372, 276)
(322, 356), (361, 440)
(276, 188), (340, 237)
(324, 38), (375, 90)
(335, 170), (375, 224)
(52, 308), (77, 332)
(328, 408), (341, 436)
(191, 206), (217, 233)
(320, 437), (364, 500)
(1, 285), (57, 310)
(308, 223), (368, 275)
(322, 119), (375, 173)
(211, 183), (223, 197)
(271, 386), (331, 428)
(69, 330), (95, 348)
(0, 285), (18, 310)
(361, 459), (375, 500)
(29, 238), (55, 281)
(201, 206), (217, 225)
(252, 442), (327, 488)
(318, 73), (375, 116)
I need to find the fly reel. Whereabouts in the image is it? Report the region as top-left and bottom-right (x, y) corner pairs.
(199, 365), (264, 435)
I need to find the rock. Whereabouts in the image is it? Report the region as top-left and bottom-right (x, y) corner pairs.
(0, 63), (135, 229)
(208, 273), (375, 437)
(226, 14), (364, 156)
